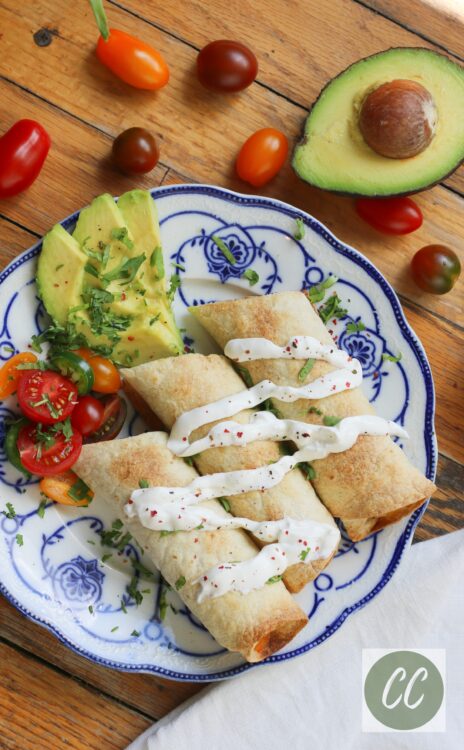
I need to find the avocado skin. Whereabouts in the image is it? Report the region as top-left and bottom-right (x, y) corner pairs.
(292, 47), (464, 198)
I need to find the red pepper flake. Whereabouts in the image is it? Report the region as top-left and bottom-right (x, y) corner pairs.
(121, 293), (126, 301)
(303, 540), (308, 546)
(345, 382), (351, 388)
(373, 371), (379, 380)
(128, 335), (135, 341)
(127, 499), (133, 504)
(150, 510), (157, 517)
(194, 538), (199, 543)
(203, 575), (208, 581)
(245, 349), (250, 354)
(286, 346), (291, 352)
(218, 565), (224, 569)
(237, 431), (243, 438)
(53, 283), (59, 288)
(182, 437), (187, 442)
(332, 319), (337, 325)
(224, 428), (230, 433)
(331, 385), (337, 391)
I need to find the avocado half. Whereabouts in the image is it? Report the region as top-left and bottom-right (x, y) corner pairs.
(292, 48), (464, 197)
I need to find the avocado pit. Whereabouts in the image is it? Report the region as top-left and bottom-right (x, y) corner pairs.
(359, 79), (437, 159)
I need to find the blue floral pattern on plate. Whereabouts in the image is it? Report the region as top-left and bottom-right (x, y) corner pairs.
(0, 185), (436, 681)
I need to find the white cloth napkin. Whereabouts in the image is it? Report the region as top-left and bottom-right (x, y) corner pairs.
(127, 529), (463, 749)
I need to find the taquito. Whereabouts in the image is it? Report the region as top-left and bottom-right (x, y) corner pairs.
(191, 291), (435, 541)
(74, 432), (307, 662)
(122, 354), (339, 592)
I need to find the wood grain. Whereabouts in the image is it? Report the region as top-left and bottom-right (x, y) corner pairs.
(0, 641), (150, 749)
(363, 0), (464, 59)
(414, 454), (464, 542)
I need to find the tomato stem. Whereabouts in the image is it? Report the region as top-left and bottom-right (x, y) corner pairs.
(88, 0), (110, 42)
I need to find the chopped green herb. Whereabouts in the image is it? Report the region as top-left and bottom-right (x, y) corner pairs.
(293, 217), (305, 240)
(266, 574), (283, 584)
(149, 247), (165, 279)
(171, 262), (185, 272)
(262, 398), (283, 419)
(346, 320), (366, 334)
(242, 268), (259, 286)
(37, 499), (47, 519)
(138, 479), (149, 489)
(299, 548), (310, 561)
(298, 462), (316, 481)
(61, 417), (74, 441)
(16, 533), (24, 547)
(183, 455), (198, 467)
(55, 263), (64, 271)
(131, 630), (140, 637)
(308, 406), (323, 416)
(160, 529), (175, 538)
(158, 582), (168, 621)
(211, 235), (236, 265)
(127, 576), (143, 606)
(323, 415), (342, 427)
(3, 502), (16, 519)
(120, 599), (127, 614)
(175, 575), (186, 590)
(84, 262), (100, 279)
(101, 553), (113, 563)
(307, 275), (338, 304)
(88, 605), (94, 614)
(111, 626), (119, 633)
(298, 358), (315, 381)
(149, 314), (160, 326)
(234, 364), (253, 388)
(167, 273), (181, 302)
(111, 226), (134, 250)
(318, 293), (347, 325)
(382, 352), (402, 363)
(219, 497), (231, 513)
(68, 478), (93, 504)
(16, 360), (48, 371)
(132, 559), (155, 580)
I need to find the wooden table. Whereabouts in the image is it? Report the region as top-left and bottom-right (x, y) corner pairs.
(0, 1), (463, 747)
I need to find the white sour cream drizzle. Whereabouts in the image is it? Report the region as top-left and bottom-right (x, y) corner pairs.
(127, 336), (408, 602)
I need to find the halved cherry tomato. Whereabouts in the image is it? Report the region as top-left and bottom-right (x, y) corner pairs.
(17, 370), (78, 424)
(410, 244), (461, 294)
(355, 197), (423, 235)
(0, 352), (38, 399)
(236, 128), (288, 187)
(50, 351), (94, 395)
(71, 395), (104, 436)
(89, 1), (169, 90)
(74, 349), (121, 393)
(17, 423), (82, 476)
(39, 470), (93, 506)
(85, 394), (127, 443)
(0, 120), (51, 199)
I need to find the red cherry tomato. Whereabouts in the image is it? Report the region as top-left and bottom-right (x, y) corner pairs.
(410, 244), (461, 294)
(74, 349), (121, 393)
(84, 394), (127, 443)
(17, 370), (78, 425)
(71, 395), (105, 436)
(112, 128), (159, 175)
(0, 120), (51, 199)
(197, 40), (258, 93)
(236, 128), (288, 187)
(17, 423), (82, 476)
(355, 197), (423, 235)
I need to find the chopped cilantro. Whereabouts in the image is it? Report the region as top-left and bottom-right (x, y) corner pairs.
(150, 247), (165, 279)
(120, 598), (128, 614)
(298, 462), (316, 481)
(88, 605), (94, 614)
(37, 499), (47, 519)
(323, 415), (342, 427)
(131, 630), (140, 637)
(127, 575), (143, 606)
(262, 398), (283, 419)
(308, 406), (323, 416)
(84, 262), (100, 279)
(160, 529), (176, 537)
(149, 314), (160, 326)
(16, 360), (48, 371)
(171, 261), (185, 272)
(299, 548), (310, 561)
(138, 479), (149, 488)
(167, 273), (181, 302)
(55, 263), (64, 271)
(102, 553), (113, 563)
(211, 235), (236, 265)
(3, 502), (16, 519)
(293, 217), (305, 240)
(175, 575), (186, 590)
(242, 268), (259, 286)
(101, 254), (146, 286)
(132, 559), (155, 580)
(298, 358), (315, 381)
(111, 626), (119, 633)
(183, 455), (198, 467)
(234, 364), (253, 388)
(266, 574), (283, 584)
(346, 320), (366, 334)
(16, 533), (24, 547)
(61, 417), (74, 440)
(158, 581), (168, 621)
(68, 478), (93, 504)
(382, 352), (402, 363)
(307, 275), (338, 304)
(318, 293), (347, 325)
(219, 497), (231, 513)
(111, 226), (134, 250)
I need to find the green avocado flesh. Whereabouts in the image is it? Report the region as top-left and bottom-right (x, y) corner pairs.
(36, 191), (183, 366)
(293, 48), (464, 196)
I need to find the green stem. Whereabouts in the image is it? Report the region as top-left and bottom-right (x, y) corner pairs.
(88, 0), (110, 41)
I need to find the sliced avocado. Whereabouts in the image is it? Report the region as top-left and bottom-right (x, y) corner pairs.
(292, 48), (464, 196)
(36, 224), (86, 325)
(37, 191), (183, 365)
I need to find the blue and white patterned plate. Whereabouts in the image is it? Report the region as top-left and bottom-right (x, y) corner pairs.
(0, 185), (436, 682)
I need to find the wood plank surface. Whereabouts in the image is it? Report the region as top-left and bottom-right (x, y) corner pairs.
(0, 0), (463, 748)
(0, 641), (151, 749)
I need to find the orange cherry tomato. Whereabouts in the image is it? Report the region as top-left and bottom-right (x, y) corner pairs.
(96, 29), (169, 90)
(236, 128), (288, 187)
(39, 470), (94, 506)
(74, 349), (121, 393)
(0, 352), (37, 399)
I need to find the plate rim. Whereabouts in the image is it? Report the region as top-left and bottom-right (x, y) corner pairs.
(0, 183), (437, 682)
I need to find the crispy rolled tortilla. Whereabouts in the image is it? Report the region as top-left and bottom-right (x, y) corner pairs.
(122, 354), (338, 593)
(74, 432), (307, 663)
(191, 291), (435, 541)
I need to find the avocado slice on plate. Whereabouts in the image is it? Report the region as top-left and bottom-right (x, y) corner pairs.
(293, 48), (464, 197)
(36, 191), (183, 365)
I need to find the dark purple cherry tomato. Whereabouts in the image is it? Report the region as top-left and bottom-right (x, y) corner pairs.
(84, 394), (127, 443)
(355, 197), (423, 235)
(197, 40), (258, 93)
(410, 244), (461, 294)
(112, 127), (159, 175)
